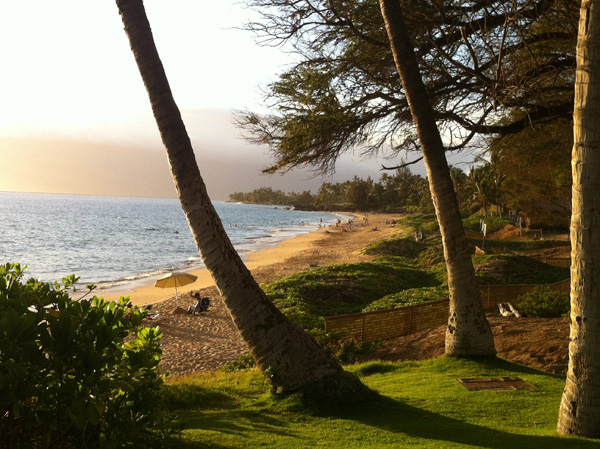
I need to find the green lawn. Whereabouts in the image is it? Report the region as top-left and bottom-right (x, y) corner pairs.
(161, 357), (600, 448)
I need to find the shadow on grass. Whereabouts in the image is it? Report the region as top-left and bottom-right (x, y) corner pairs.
(166, 359), (598, 448)
(319, 359), (596, 449)
(445, 356), (565, 378)
(326, 395), (599, 449)
(169, 408), (304, 449)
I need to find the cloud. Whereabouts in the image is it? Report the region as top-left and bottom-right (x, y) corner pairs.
(0, 109), (389, 200)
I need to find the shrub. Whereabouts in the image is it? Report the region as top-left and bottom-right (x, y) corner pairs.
(0, 263), (174, 448)
(516, 285), (570, 318)
(321, 336), (378, 365)
(221, 354), (256, 372)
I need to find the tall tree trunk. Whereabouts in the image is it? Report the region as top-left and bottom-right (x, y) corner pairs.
(115, 0), (364, 394)
(378, 0), (495, 356)
(557, 0), (600, 437)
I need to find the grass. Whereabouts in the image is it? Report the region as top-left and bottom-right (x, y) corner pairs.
(161, 357), (600, 448)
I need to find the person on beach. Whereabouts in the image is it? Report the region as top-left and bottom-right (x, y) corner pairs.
(188, 292), (211, 314)
(188, 293), (202, 314)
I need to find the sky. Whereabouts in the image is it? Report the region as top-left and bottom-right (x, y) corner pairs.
(0, 0), (397, 200)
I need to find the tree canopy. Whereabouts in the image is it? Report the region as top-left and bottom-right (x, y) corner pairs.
(237, 0), (578, 174)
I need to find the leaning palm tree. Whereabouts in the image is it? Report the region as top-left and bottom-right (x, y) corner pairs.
(557, 0), (600, 437)
(115, 0), (365, 395)
(378, 0), (495, 356)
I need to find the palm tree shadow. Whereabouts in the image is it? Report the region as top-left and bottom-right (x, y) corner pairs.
(319, 394), (599, 449)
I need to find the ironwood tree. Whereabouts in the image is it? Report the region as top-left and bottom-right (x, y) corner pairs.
(237, 0), (578, 173)
(490, 119), (572, 223)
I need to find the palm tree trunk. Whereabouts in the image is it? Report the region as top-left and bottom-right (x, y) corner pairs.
(378, 0), (495, 356)
(557, 0), (600, 437)
(115, 0), (364, 394)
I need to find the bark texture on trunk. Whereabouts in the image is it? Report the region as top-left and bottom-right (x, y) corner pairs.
(116, 0), (363, 394)
(378, 0), (495, 356)
(557, 0), (600, 437)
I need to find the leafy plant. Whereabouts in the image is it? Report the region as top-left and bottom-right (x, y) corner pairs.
(221, 354), (257, 372)
(516, 286), (570, 318)
(0, 263), (174, 448)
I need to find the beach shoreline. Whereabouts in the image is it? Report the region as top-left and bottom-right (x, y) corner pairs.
(100, 225), (335, 306)
(135, 212), (402, 375)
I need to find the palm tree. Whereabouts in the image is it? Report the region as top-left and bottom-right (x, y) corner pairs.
(557, 0), (600, 437)
(466, 165), (495, 216)
(115, 0), (365, 395)
(378, 0), (495, 356)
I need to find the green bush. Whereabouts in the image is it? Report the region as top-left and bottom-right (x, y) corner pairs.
(317, 332), (378, 365)
(0, 263), (174, 448)
(516, 285), (570, 318)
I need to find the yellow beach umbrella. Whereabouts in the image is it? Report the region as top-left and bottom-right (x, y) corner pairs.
(154, 271), (198, 299)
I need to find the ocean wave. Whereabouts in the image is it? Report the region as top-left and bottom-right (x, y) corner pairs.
(3, 194), (339, 289)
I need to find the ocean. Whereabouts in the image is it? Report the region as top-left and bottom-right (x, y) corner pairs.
(0, 192), (347, 291)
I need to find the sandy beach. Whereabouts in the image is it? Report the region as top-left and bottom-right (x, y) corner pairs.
(101, 226), (337, 306)
(105, 212), (403, 376)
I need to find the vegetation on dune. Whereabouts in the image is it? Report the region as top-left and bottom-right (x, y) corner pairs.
(468, 238), (571, 255)
(262, 214), (569, 334)
(362, 236), (426, 259)
(462, 215), (513, 234)
(263, 260), (439, 330)
(394, 214), (439, 234)
(255, 213), (569, 366)
(473, 255), (569, 286)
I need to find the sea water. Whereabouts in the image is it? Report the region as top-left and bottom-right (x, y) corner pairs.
(0, 192), (346, 290)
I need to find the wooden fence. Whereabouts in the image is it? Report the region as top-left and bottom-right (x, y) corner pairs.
(538, 257), (571, 268)
(325, 278), (571, 343)
(324, 299), (449, 343)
